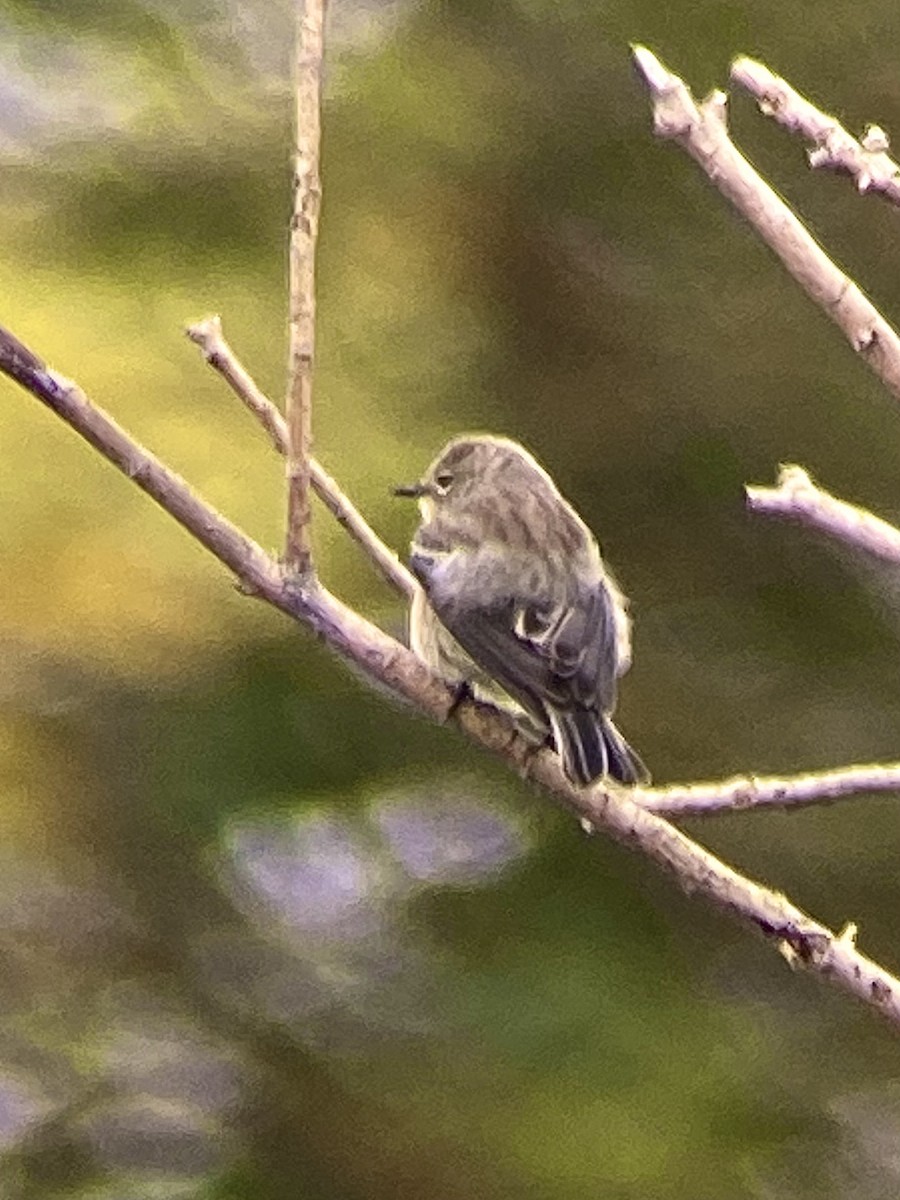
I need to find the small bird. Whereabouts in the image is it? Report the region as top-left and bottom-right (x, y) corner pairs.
(394, 435), (648, 786)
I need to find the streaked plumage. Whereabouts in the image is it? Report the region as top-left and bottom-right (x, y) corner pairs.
(395, 435), (648, 786)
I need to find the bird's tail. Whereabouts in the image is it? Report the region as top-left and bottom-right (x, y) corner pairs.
(550, 709), (649, 787)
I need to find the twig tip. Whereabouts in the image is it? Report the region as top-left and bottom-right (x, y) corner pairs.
(837, 921), (859, 949)
(631, 44), (667, 91)
(185, 315), (225, 359)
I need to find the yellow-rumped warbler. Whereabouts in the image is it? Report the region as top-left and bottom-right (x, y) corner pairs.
(394, 434), (648, 786)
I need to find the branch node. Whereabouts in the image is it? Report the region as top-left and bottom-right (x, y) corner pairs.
(702, 88), (730, 129)
(185, 318), (418, 598)
(838, 921), (859, 949)
(234, 577), (263, 597)
(862, 124), (890, 153)
(3, 40), (900, 1041)
(631, 45), (698, 139)
(732, 55), (900, 210)
(185, 315), (223, 361)
(636, 52), (900, 400)
(871, 978), (895, 1007)
(778, 939), (801, 969)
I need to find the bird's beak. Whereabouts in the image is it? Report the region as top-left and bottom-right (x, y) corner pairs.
(393, 481), (429, 498)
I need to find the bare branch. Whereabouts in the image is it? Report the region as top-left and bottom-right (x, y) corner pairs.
(308, 459), (418, 601)
(0, 324), (274, 589)
(629, 55), (900, 821)
(4, 321), (900, 1033)
(747, 464), (900, 564)
(641, 762), (900, 817)
(184, 338), (900, 826)
(186, 316), (417, 599)
(284, 0), (326, 575)
(188, 316), (289, 455)
(631, 45), (900, 403)
(731, 57), (900, 205)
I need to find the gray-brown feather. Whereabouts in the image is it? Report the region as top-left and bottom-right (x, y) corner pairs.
(404, 435), (646, 785)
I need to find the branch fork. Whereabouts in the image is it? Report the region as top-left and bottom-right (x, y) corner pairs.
(3, 34), (900, 1033)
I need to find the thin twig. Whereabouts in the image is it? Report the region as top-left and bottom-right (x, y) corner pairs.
(284, 0), (325, 575)
(187, 316), (416, 598)
(4, 322), (900, 1033)
(188, 316), (288, 454)
(631, 45), (900, 403)
(747, 464), (900, 564)
(732, 57), (900, 206)
(641, 762), (900, 817)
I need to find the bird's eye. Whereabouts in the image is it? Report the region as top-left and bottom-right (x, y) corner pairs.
(433, 471), (454, 495)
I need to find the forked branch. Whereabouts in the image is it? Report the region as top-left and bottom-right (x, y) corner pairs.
(5, 37), (900, 1038)
(187, 316), (416, 599)
(3, 321), (900, 1032)
(632, 45), (900, 403)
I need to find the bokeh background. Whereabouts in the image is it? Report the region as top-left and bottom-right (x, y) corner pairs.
(2, 0), (900, 1196)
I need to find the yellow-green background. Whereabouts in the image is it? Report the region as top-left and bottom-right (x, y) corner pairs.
(2, 0), (900, 1196)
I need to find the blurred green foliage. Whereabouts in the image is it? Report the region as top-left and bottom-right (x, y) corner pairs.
(2, 0), (900, 1196)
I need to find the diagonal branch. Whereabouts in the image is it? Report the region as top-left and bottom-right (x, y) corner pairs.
(3, 321), (900, 1032)
(188, 315), (289, 455)
(629, 55), (900, 822)
(187, 315), (416, 599)
(284, 0), (326, 575)
(731, 57), (900, 206)
(747, 464), (900, 563)
(631, 45), (900, 403)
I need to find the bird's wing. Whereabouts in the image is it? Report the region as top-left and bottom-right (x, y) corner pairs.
(423, 573), (620, 718)
(538, 581), (620, 711)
